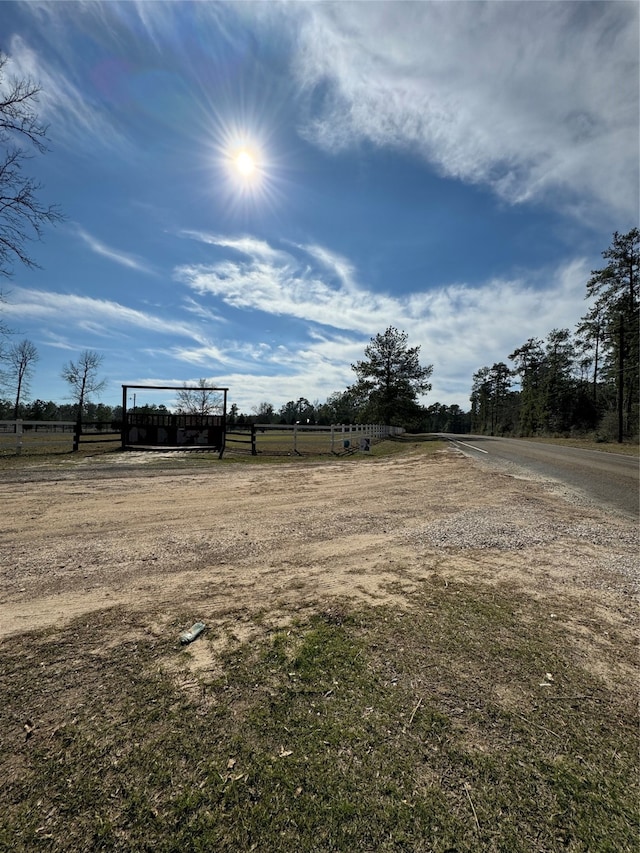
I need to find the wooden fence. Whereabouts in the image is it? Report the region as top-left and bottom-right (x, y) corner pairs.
(0, 420), (121, 455)
(0, 420), (76, 455)
(226, 423), (404, 456)
(0, 420), (404, 457)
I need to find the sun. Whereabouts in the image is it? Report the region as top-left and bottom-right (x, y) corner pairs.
(208, 117), (283, 212)
(234, 149), (256, 177)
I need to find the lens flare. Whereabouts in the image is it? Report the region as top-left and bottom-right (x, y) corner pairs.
(202, 109), (289, 216)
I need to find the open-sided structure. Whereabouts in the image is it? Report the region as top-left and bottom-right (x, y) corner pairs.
(121, 384), (228, 457)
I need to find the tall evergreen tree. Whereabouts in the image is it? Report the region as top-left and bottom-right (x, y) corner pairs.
(470, 363), (512, 434)
(508, 338), (545, 435)
(575, 299), (607, 405)
(585, 229), (639, 441)
(541, 329), (575, 434)
(470, 366), (491, 433)
(350, 327), (433, 427)
(488, 362), (512, 435)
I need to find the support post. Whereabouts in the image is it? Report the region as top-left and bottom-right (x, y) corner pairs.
(617, 315), (624, 444)
(121, 385), (128, 450)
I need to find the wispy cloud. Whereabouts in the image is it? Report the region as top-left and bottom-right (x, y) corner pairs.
(180, 231), (292, 266)
(4, 236), (593, 411)
(3, 288), (200, 340)
(295, 243), (358, 293)
(175, 234), (398, 333)
(174, 233), (591, 408)
(12, 2), (637, 223)
(287, 2), (638, 223)
(75, 227), (155, 274)
(5, 33), (128, 152)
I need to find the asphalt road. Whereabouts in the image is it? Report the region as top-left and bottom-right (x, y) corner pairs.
(439, 434), (639, 519)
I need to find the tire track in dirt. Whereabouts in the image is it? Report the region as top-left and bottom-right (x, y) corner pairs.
(1, 450), (636, 653)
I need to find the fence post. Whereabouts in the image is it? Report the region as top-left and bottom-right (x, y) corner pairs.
(73, 421), (80, 452)
(16, 419), (23, 454)
(251, 424), (257, 456)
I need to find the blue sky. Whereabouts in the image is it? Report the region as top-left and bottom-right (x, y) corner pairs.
(1, 1), (638, 414)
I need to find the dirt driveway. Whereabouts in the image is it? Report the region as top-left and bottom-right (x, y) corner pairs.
(1, 445), (637, 673)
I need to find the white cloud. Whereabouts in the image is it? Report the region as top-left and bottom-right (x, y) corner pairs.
(75, 227), (155, 274)
(405, 258), (590, 406)
(182, 296), (226, 324)
(5, 34), (128, 152)
(288, 1), (638, 223)
(295, 243), (358, 293)
(7, 237), (594, 412)
(169, 343), (233, 368)
(180, 231), (291, 266)
(175, 235), (399, 334)
(4, 288), (200, 340)
(172, 234), (592, 410)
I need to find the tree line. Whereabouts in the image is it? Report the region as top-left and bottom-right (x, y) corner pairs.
(470, 229), (639, 442)
(0, 328), (443, 432)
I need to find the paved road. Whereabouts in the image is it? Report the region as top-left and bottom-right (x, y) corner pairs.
(439, 434), (639, 519)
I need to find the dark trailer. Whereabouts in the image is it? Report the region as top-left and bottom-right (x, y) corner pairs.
(121, 384), (228, 458)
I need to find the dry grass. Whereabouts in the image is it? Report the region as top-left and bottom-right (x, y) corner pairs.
(1, 583), (637, 852)
(522, 436), (639, 457)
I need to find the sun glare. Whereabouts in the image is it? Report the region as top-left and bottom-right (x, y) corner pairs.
(210, 117), (283, 213)
(235, 149), (256, 177)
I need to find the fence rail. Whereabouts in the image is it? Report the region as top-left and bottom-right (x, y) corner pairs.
(0, 420), (76, 454)
(226, 423), (404, 456)
(0, 420), (404, 457)
(0, 420), (123, 455)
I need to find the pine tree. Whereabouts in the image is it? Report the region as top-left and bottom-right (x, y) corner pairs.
(585, 229), (639, 441)
(350, 327), (433, 427)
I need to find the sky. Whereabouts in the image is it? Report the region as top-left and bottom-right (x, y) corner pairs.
(0, 0), (638, 415)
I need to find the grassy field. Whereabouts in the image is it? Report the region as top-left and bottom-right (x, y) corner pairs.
(0, 430), (420, 470)
(1, 425), (637, 464)
(228, 425), (382, 456)
(2, 585), (636, 852)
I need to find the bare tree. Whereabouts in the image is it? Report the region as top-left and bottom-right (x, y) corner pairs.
(0, 51), (64, 278)
(61, 350), (106, 429)
(0, 289), (12, 344)
(175, 378), (223, 416)
(6, 338), (38, 418)
(252, 401), (275, 422)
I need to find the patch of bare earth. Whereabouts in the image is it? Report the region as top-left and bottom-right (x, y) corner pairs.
(0, 447), (636, 687)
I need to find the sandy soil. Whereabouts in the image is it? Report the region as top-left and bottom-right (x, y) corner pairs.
(1, 446), (637, 678)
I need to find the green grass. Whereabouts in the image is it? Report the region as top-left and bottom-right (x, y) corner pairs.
(0, 432), (443, 472)
(521, 436), (639, 457)
(0, 431), (120, 462)
(228, 428), (439, 458)
(1, 583), (637, 852)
